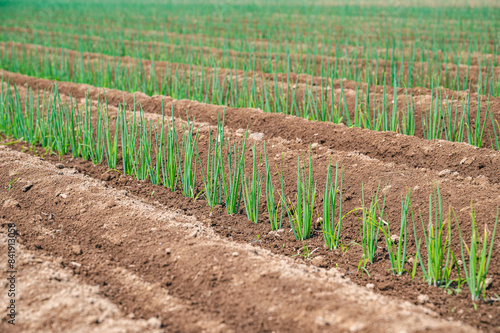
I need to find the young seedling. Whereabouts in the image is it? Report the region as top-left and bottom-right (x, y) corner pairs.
(264, 143), (283, 230)
(178, 114), (200, 198)
(220, 129), (248, 214)
(161, 109), (180, 191)
(455, 204), (499, 300)
(358, 182), (386, 266)
(413, 183), (455, 287)
(291, 243), (318, 259)
(379, 189), (412, 275)
(198, 114), (225, 207)
(281, 148), (317, 241)
(6, 177), (18, 191)
(321, 163), (343, 250)
(242, 142), (263, 223)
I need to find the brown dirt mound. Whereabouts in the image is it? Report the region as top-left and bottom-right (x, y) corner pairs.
(0, 147), (475, 332)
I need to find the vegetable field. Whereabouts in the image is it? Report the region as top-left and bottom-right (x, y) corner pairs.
(1, 0), (499, 332)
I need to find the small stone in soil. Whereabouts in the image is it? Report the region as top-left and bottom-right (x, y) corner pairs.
(55, 163), (65, 169)
(232, 252), (239, 257)
(312, 255), (326, 267)
(378, 282), (393, 291)
(417, 294), (429, 304)
(147, 317), (162, 329)
(3, 199), (20, 209)
(104, 201), (116, 209)
(71, 245), (83, 255)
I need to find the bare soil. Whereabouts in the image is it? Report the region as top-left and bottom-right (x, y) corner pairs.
(0, 146), (475, 333)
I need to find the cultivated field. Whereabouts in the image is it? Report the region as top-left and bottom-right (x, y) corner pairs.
(1, 0), (500, 332)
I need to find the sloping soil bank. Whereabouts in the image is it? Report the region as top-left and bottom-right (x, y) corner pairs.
(0, 147), (474, 333)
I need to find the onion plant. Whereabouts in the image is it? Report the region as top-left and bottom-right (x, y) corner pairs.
(413, 184), (455, 287)
(281, 148), (317, 241)
(198, 115), (224, 207)
(455, 204), (499, 301)
(465, 92), (490, 148)
(421, 89), (444, 141)
(220, 129), (248, 214)
(103, 105), (120, 170)
(264, 142), (283, 230)
(359, 183), (386, 265)
(489, 106), (500, 151)
(321, 163), (343, 250)
(179, 114), (200, 198)
(119, 100), (138, 176)
(161, 109), (180, 191)
(242, 142), (263, 223)
(379, 190), (412, 275)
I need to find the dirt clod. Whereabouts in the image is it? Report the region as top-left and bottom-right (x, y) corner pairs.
(147, 317), (162, 329)
(418, 294), (430, 304)
(3, 198), (20, 208)
(71, 245), (83, 255)
(312, 255), (326, 267)
(378, 282), (393, 291)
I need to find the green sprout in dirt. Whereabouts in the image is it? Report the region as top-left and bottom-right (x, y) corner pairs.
(291, 243), (318, 259)
(242, 142), (263, 223)
(379, 189), (412, 275)
(220, 129), (248, 214)
(413, 183), (456, 287)
(178, 114), (200, 198)
(455, 204), (499, 301)
(198, 114), (224, 207)
(281, 148), (317, 241)
(264, 142), (283, 230)
(160, 109), (180, 191)
(321, 162), (343, 250)
(6, 177), (18, 191)
(357, 182), (386, 266)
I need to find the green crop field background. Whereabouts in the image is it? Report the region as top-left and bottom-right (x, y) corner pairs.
(1, 1), (499, 147)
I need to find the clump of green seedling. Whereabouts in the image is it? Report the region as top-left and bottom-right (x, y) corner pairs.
(264, 143), (283, 230)
(281, 148), (317, 241)
(455, 204), (499, 300)
(178, 114), (200, 198)
(161, 109), (180, 191)
(103, 99), (120, 170)
(220, 129), (248, 214)
(413, 183), (456, 287)
(198, 114), (225, 207)
(379, 189), (412, 275)
(321, 163), (343, 250)
(358, 182), (386, 266)
(242, 142), (263, 223)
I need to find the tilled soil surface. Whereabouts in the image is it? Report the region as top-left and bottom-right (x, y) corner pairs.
(0, 147), (474, 333)
(1, 75), (500, 332)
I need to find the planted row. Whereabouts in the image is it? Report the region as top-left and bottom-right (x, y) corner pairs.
(0, 81), (498, 301)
